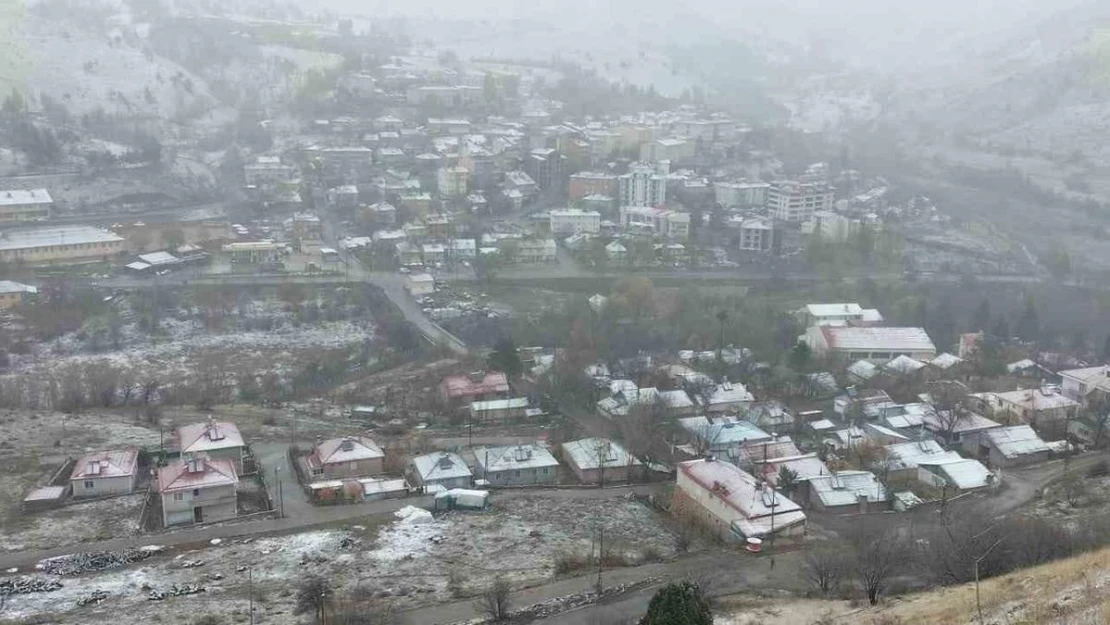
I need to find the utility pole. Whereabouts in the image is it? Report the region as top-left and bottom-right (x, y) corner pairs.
(248, 567), (255, 625)
(596, 521), (604, 595)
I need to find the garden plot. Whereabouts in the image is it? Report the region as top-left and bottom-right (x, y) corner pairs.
(0, 493), (146, 554)
(0, 495), (678, 623)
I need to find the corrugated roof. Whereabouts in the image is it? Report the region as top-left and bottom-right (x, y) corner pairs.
(157, 458), (238, 493)
(680, 416), (771, 446)
(808, 471), (888, 508)
(807, 303), (864, 318)
(919, 458), (992, 490)
(411, 452), (472, 482)
(677, 459), (806, 538)
(475, 444), (559, 473)
(71, 448), (139, 480)
(441, 372), (510, 399)
(178, 420), (245, 453)
(0, 225), (123, 251)
(885, 440), (962, 471)
(985, 425), (1050, 458)
(821, 326), (936, 352)
(562, 438), (640, 471)
(312, 436), (383, 466)
(0, 189), (52, 206)
(471, 397), (529, 412)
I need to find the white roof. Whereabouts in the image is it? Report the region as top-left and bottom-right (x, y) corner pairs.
(0, 189), (52, 206)
(450, 238), (477, 250)
(470, 397), (529, 412)
(550, 208), (601, 217)
(0, 225), (123, 251)
(808, 471), (887, 508)
(680, 416), (771, 446)
(809, 419), (836, 431)
(759, 453), (830, 482)
(0, 280), (36, 294)
(885, 355), (926, 375)
(985, 425), (1050, 458)
(137, 251), (179, 266)
(885, 440), (963, 471)
(930, 353), (964, 369)
(474, 444), (559, 472)
(177, 420), (245, 453)
(919, 458), (993, 490)
(562, 438), (640, 470)
(409, 272), (434, 284)
(410, 452), (472, 482)
(821, 326), (936, 353)
(313, 436), (384, 465)
(659, 389), (694, 409)
(807, 303), (864, 318)
(861, 309), (884, 323)
(126, 261), (151, 271)
(700, 381), (754, 407)
(847, 360), (878, 380)
(605, 241), (627, 253)
(1007, 359), (1037, 373)
(678, 459), (806, 538)
(994, 389), (1079, 412)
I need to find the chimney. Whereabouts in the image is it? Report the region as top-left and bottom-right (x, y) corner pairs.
(469, 371), (485, 383)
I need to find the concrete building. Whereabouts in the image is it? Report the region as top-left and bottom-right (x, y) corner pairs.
(515, 238), (557, 263)
(158, 457), (238, 527)
(619, 206), (691, 239)
(0, 280), (36, 308)
(803, 326), (936, 363)
(317, 147), (373, 183)
(715, 182), (769, 208)
(0, 225), (125, 264)
(70, 448), (139, 499)
(426, 118), (471, 135)
(738, 218), (773, 252)
(549, 208), (601, 235)
(474, 444), (560, 486)
(222, 241), (286, 265)
(304, 436), (384, 480)
(440, 372), (511, 407)
(674, 458), (806, 542)
(437, 166), (469, 198)
(407, 452), (472, 493)
(245, 157), (297, 190)
(767, 181), (835, 222)
(568, 172), (619, 202)
(800, 303), (884, 327)
(917, 458), (994, 493)
(561, 438), (642, 485)
(525, 148), (565, 191)
(679, 416), (772, 459)
(992, 389), (1080, 428)
(640, 138), (694, 164)
(803, 210), (863, 241)
(980, 425), (1051, 468)
(0, 189), (52, 223)
(1058, 366), (1110, 404)
(618, 162), (668, 207)
(175, 419), (249, 475)
(407, 273), (435, 296)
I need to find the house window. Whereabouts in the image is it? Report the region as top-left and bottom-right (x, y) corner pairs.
(542, 468), (549, 475)
(173, 492), (184, 501)
(311, 468), (324, 477)
(193, 488), (201, 498)
(84, 480), (95, 489)
(514, 470), (520, 478)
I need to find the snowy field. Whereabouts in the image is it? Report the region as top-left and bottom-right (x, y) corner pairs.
(0, 495), (678, 623)
(0, 493), (146, 554)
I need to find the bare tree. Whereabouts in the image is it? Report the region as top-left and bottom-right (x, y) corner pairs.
(295, 575), (332, 624)
(848, 520), (904, 605)
(805, 546), (846, 595)
(475, 576), (511, 622)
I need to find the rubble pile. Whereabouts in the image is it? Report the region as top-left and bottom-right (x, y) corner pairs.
(76, 590), (110, 607)
(38, 547), (162, 576)
(147, 584), (206, 601)
(0, 577), (63, 595)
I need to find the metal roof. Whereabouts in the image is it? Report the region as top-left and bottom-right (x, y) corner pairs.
(677, 459), (806, 538)
(985, 425), (1050, 458)
(410, 452), (472, 482)
(0, 280), (36, 294)
(885, 440), (962, 471)
(177, 420), (245, 453)
(157, 458), (238, 493)
(0, 225), (123, 251)
(311, 436), (383, 466)
(808, 471), (888, 508)
(474, 444), (559, 473)
(821, 326), (936, 352)
(0, 189), (52, 206)
(470, 397), (529, 412)
(562, 438), (640, 471)
(680, 416), (771, 446)
(919, 458), (992, 490)
(806, 303), (864, 318)
(71, 448), (139, 480)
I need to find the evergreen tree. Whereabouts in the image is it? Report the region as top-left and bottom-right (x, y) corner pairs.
(972, 298), (991, 334)
(640, 581), (713, 625)
(992, 317), (1011, 342)
(1016, 299), (1040, 343)
(488, 337), (523, 377)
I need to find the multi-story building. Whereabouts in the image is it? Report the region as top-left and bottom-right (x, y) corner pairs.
(436, 166), (469, 198)
(0, 225), (125, 265)
(674, 119), (738, 142)
(0, 189), (52, 223)
(618, 162), (668, 207)
(426, 118), (471, 136)
(568, 172), (618, 202)
(459, 147), (496, 191)
(525, 148), (565, 192)
(549, 208), (601, 235)
(738, 218), (773, 252)
(767, 181), (835, 222)
(316, 147), (373, 184)
(157, 457), (238, 527)
(640, 138), (695, 164)
(714, 182), (769, 208)
(619, 206), (691, 240)
(244, 157), (296, 191)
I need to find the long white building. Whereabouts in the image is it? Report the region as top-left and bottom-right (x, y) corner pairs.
(549, 208), (601, 235)
(767, 181), (835, 222)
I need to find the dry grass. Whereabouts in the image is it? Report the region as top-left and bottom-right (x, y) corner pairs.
(875, 546), (1110, 625)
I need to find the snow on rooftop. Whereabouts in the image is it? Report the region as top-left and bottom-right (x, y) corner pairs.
(985, 425), (1050, 458)
(0, 225), (123, 251)
(0, 189), (52, 206)
(562, 438), (640, 470)
(821, 326), (936, 353)
(474, 444), (559, 473)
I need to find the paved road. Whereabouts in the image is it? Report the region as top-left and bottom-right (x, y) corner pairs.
(0, 485), (658, 572)
(252, 442), (313, 520)
(397, 549), (803, 625)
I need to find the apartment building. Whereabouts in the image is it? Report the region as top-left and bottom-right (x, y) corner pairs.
(767, 181), (835, 222)
(618, 162), (668, 207)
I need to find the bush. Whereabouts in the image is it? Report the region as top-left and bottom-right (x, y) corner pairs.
(640, 581), (712, 625)
(1087, 459), (1109, 478)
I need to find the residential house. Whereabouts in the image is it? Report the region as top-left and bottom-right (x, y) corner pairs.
(803, 326), (937, 363)
(980, 425), (1051, 468)
(923, 410), (1003, 455)
(673, 458), (806, 542)
(407, 452), (472, 493)
(407, 273), (435, 296)
(474, 444), (560, 486)
(175, 419), (249, 475)
(824, 426), (867, 451)
(440, 372), (511, 408)
(743, 401), (795, 432)
(807, 471), (889, 513)
(738, 218), (773, 252)
(304, 436), (384, 480)
(515, 238), (557, 263)
(883, 440), (963, 481)
(437, 166), (469, 198)
(422, 243), (446, 265)
(992, 389), (1079, 429)
(605, 240), (628, 263)
(469, 397), (530, 423)
(561, 438), (642, 484)
(1059, 366), (1110, 404)
(862, 422), (910, 445)
(619, 206), (691, 240)
(396, 241), (423, 266)
(157, 457), (238, 526)
(70, 449), (139, 499)
(659, 389), (698, 416)
(735, 438), (803, 471)
(917, 458), (994, 493)
(698, 380), (755, 414)
(597, 386), (661, 418)
(679, 416), (772, 459)
(449, 238), (477, 260)
(0, 280), (36, 309)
